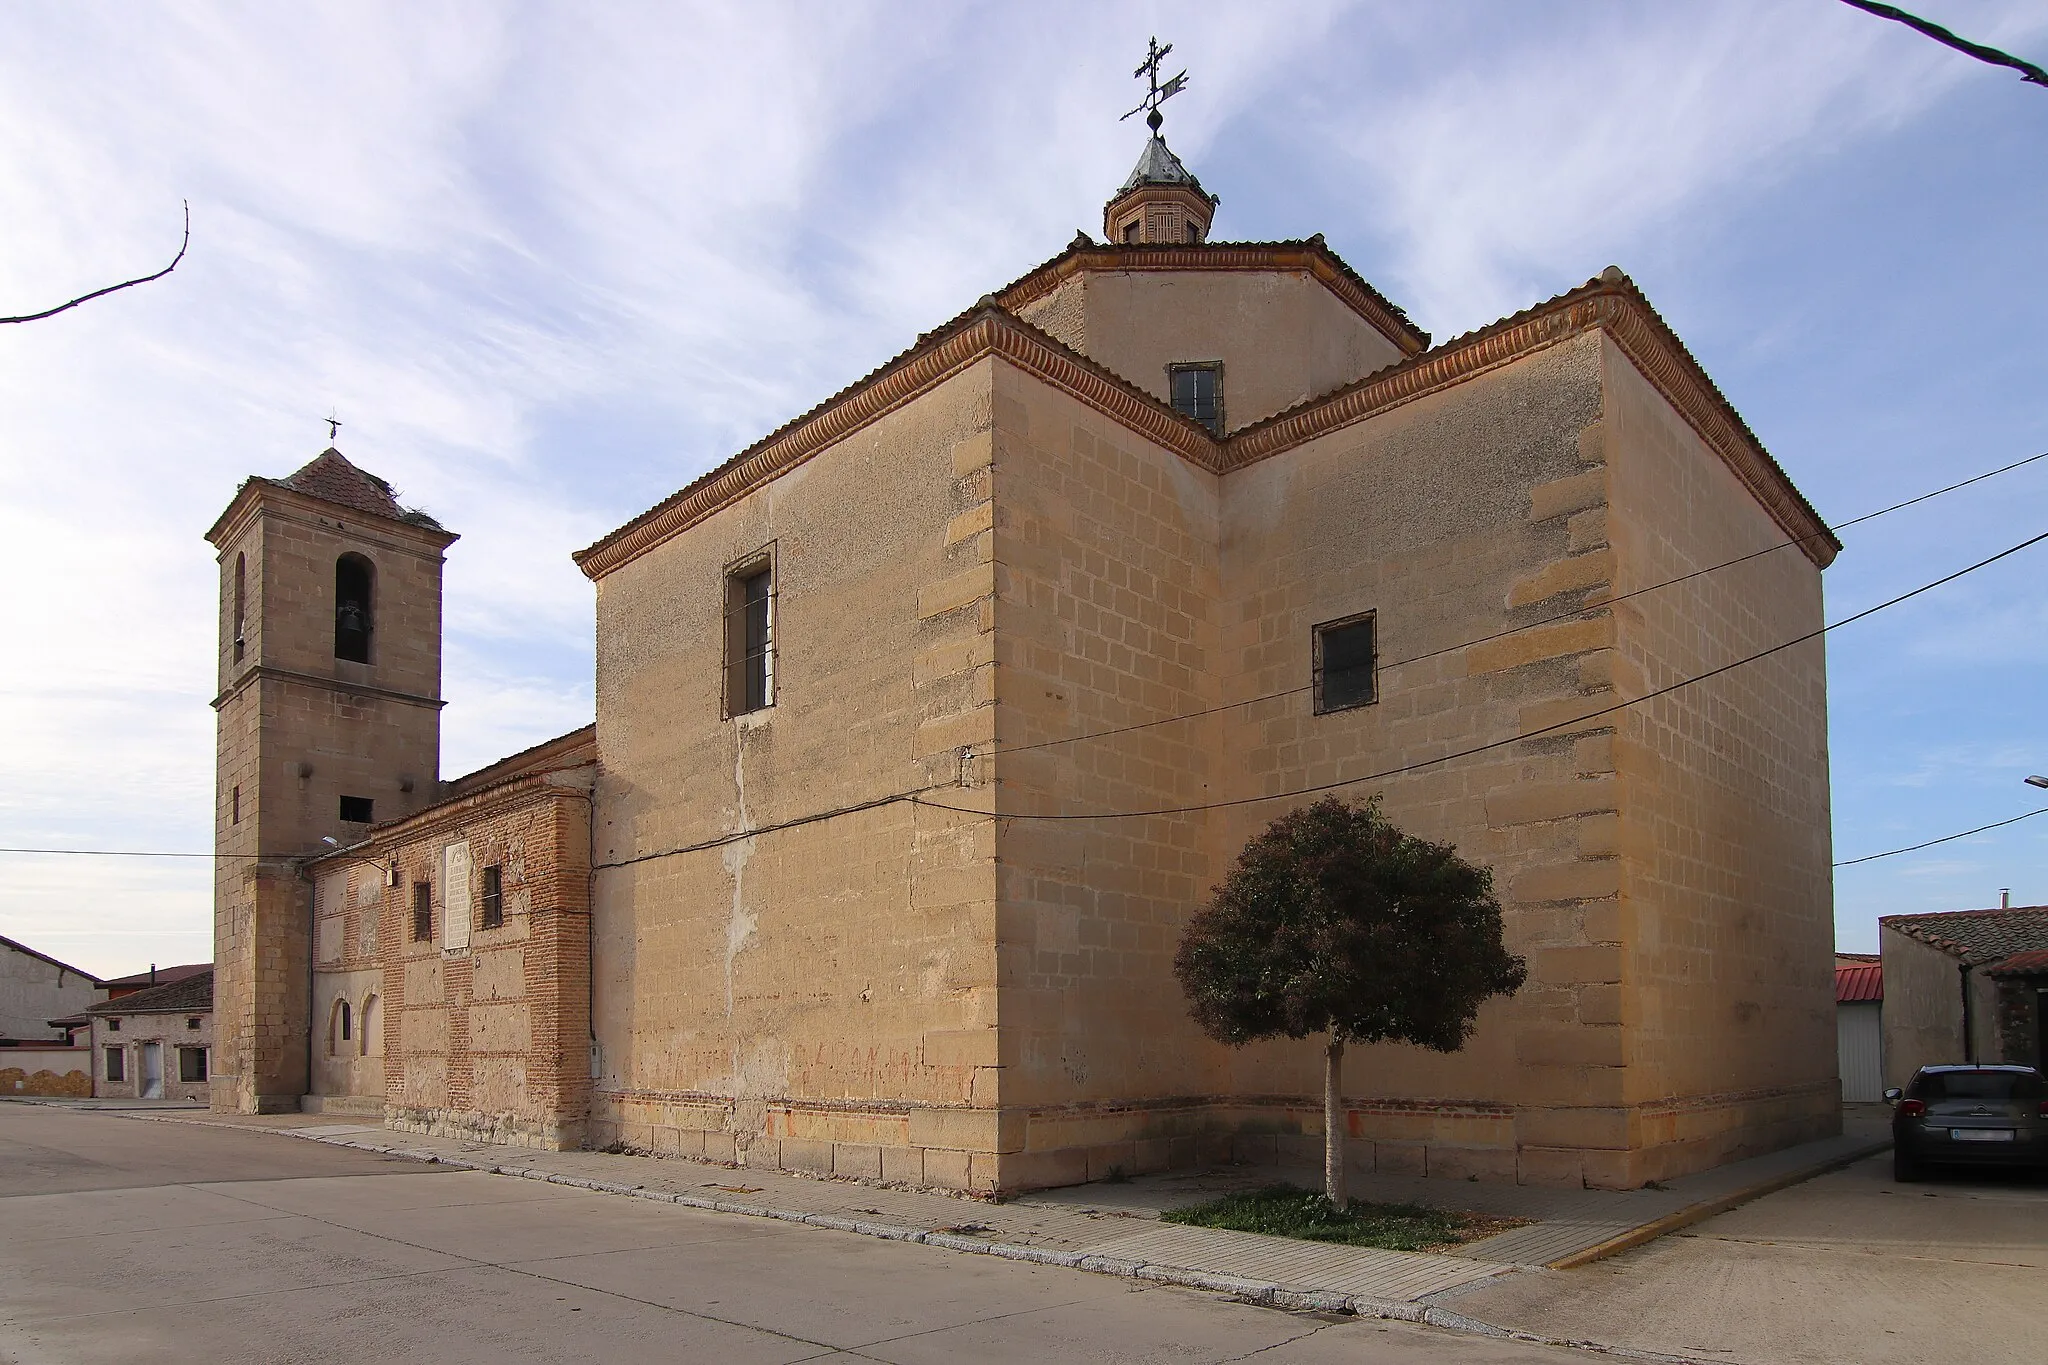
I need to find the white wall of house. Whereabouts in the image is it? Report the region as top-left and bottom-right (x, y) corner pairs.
(89, 1012), (212, 1102)
(1835, 1001), (1884, 1102)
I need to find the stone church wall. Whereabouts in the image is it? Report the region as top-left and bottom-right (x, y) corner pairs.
(1602, 336), (1839, 1180)
(587, 363), (1001, 1188)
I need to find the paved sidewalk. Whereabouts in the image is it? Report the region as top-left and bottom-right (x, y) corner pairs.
(98, 1102), (1884, 1340)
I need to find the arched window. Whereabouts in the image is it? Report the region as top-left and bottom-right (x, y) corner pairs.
(360, 994), (380, 1057)
(335, 554), (374, 663)
(329, 998), (351, 1056)
(232, 552), (247, 663)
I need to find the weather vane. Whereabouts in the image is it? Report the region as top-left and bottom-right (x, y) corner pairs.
(1121, 36), (1188, 134)
(326, 409), (342, 443)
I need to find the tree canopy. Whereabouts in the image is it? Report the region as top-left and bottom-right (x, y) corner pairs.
(1174, 796), (1526, 1050)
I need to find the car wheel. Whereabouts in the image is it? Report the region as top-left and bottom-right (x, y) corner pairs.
(1893, 1151), (1920, 1183)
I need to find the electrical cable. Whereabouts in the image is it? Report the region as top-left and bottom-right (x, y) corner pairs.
(911, 527), (2048, 822)
(992, 449), (2048, 758)
(1833, 806), (2048, 868)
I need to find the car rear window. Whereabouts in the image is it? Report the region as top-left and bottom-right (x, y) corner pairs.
(1910, 1070), (2045, 1101)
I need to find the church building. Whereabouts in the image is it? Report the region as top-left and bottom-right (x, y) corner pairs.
(205, 114), (1841, 1191)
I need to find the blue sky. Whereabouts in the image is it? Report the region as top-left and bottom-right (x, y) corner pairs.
(1, 1), (2043, 977)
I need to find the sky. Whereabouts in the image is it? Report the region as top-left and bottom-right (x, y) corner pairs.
(1, 1), (2044, 979)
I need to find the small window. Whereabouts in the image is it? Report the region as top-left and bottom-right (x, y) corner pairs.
(480, 864), (504, 929)
(178, 1047), (208, 1083)
(1122, 219), (1140, 244)
(186, 1017), (201, 1030)
(339, 999), (352, 1043)
(1314, 612), (1378, 714)
(231, 785), (241, 825)
(1168, 363), (1222, 434)
(1185, 219), (1201, 243)
(104, 1045), (125, 1081)
(339, 795), (374, 824)
(107, 1018), (121, 1032)
(232, 551), (247, 663)
(335, 553), (374, 663)
(724, 557), (775, 716)
(411, 880), (432, 941)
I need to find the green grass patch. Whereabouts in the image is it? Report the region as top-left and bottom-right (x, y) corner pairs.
(1161, 1184), (1522, 1252)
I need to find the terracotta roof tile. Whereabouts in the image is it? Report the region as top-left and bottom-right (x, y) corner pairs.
(87, 968), (212, 1016)
(98, 962), (210, 991)
(1881, 905), (2048, 965)
(1988, 948), (2048, 976)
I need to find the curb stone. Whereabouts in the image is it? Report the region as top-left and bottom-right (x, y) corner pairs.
(114, 1111), (1743, 1363)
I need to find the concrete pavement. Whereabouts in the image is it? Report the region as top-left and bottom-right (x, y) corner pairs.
(0, 1104), (1591, 1364)
(1448, 1153), (2048, 1365)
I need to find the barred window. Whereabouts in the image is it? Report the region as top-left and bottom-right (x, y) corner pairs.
(1313, 612), (1378, 714)
(724, 555), (775, 716)
(480, 864), (504, 929)
(411, 879), (432, 942)
(1168, 362), (1222, 433)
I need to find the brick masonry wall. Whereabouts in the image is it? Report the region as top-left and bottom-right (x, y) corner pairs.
(347, 777), (594, 1149)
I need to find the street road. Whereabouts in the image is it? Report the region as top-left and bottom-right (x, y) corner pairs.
(0, 1105), (1571, 1364)
(1453, 1152), (2047, 1365)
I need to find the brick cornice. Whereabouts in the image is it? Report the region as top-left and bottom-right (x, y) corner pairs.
(578, 276), (1836, 580)
(1229, 279), (1838, 567)
(308, 769), (591, 870)
(574, 310), (1221, 580)
(995, 239), (1430, 358)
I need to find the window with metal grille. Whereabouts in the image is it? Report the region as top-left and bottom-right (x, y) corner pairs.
(1168, 363), (1222, 433)
(1313, 612), (1378, 714)
(178, 1047), (208, 1083)
(411, 879), (432, 942)
(339, 795), (373, 824)
(480, 864), (504, 929)
(724, 556), (775, 716)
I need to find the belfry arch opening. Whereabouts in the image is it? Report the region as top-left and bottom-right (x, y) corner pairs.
(334, 554), (374, 663)
(232, 552), (247, 663)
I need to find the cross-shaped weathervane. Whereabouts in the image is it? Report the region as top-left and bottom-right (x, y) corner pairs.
(326, 410), (342, 443)
(1122, 36), (1188, 133)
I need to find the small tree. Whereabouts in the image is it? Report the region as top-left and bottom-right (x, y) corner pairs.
(1173, 797), (1527, 1206)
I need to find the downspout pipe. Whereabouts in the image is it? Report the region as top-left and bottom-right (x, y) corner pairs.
(1961, 963), (1976, 1064)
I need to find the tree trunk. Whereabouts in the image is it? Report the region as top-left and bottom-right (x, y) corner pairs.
(1323, 1036), (1346, 1208)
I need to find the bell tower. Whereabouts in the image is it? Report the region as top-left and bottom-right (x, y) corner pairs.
(204, 447), (457, 1113)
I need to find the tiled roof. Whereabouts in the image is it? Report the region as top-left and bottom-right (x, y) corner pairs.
(1988, 948), (2048, 977)
(1836, 962), (1882, 1003)
(1880, 905), (2048, 966)
(99, 962), (210, 992)
(88, 968), (212, 1016)
(250, 448), (445, 530)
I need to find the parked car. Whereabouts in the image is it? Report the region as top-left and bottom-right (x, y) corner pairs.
(1885, 1064), (2048, 1181)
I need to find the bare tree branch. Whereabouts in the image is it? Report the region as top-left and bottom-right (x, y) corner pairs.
(1840, 0), (2048, 88)
(1, 201), (190, 325)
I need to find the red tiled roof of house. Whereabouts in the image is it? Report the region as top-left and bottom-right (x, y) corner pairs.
(1836, 962), (1883, 1003)
(1987, 949), (2048, 977)
(1881, 905), (2048, 965)
(99, 962), (211, 992)
(86, 968), (213, 1016)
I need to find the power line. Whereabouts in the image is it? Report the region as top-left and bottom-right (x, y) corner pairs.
(1839, 1), (2048, 89)
(1834, 806), (2048, 868)
(912, 527), (2048, 823)
(993, 449), (2048, 759)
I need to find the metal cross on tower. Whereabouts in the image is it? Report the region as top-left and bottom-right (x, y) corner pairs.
(326, 410), (342, 443)
(1121, 36), (1189, 133)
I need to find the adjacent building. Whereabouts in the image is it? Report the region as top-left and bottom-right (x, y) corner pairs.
(206, 129), (1842, 1190)
(1834, 953), (1883, 1103)
(1880, 904), (2048, 1086)
(85, 968), (215, 1102)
